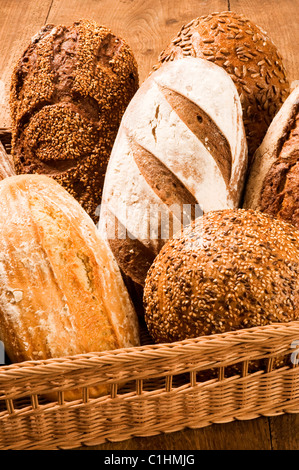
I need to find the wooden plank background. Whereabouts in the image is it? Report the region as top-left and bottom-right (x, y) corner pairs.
(1, 0), (298, 128)
(0, 0), (298, 450)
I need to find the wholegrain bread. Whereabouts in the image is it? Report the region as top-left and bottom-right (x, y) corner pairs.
(9, 19), (139, 222)
(243, 86), (299, 229)
(144, 209), (299, 344)
(156, 11), (290, 159)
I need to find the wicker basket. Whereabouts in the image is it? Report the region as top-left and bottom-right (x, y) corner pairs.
(1, 322), (299, 450)
(0, 129), (299, 450)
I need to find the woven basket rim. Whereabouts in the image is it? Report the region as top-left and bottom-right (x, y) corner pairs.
(1, 320), (299, 381)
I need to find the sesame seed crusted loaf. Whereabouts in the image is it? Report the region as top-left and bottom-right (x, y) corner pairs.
(98, 57), (248, 287)
(143, 209), (299, 344)
(243, 86), (299, 230)
(156, 11), (290, 160)
(0, 174), (140, 399)
(9, 19), (139, 222)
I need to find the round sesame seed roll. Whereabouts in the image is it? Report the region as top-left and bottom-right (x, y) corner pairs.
(156, 11), (290, 160)
(9, 19), (139, 222)
(144, 209), (299, 344)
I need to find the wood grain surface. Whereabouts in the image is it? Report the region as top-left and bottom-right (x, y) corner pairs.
(0, 0), (298, 451)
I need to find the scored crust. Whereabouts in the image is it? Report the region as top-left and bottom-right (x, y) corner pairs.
(99, 57), (247, 286)
(156, 11), (290, 159)
(243, 86), (299, 229)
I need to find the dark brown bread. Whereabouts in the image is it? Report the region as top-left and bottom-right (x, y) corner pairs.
(243, 86), (299, 229)
(10, 19), (139, 222)
(259, 117), (299, 225)
(156, 11), (290, 159)
(144, 209), (299, 344)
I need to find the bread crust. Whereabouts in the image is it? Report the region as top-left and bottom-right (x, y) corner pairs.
(144, 209), (299, 344)
(99, 57), (247, 286)
(156, 11), (290, 158)
(9, 19), (139, 222)
(0, 174), (139, 397)
(243, 86), (299, 229)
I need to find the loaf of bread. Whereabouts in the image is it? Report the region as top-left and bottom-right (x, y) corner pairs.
(143, 209), (299, 344)
(9, 19), (139, 222)
(0, 174), (140, 398)
(98, 57), (248, 287)
(156, 11), (290, 159)
(0, 141), (15, 179)
(243, 86), (299, 229)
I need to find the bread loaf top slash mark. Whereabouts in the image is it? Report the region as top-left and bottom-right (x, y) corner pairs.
(129, 137), (199, 222)
(103, 207), (156, 286)
(157, 84), (233, 186)
(258, 109), (299, 227)
(99, 58), (247, 286)
(96, 33), (123, 67)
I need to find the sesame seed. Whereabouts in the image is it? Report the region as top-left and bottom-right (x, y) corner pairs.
(144, 209), (299, 344)
(10, 19), (139, 222)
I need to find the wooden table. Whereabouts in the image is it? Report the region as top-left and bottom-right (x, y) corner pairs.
(0, 0), (298, 450)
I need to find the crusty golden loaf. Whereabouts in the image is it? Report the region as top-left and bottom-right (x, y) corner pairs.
(0, 174), (140, 398)
(9, 19), (139, 222)
(156, 11), (290, 159)
(144, 209), (299, 344)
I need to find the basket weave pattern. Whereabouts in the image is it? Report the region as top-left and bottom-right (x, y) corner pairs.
(0, 322), (299, 450)
(0, 130), (299, 449)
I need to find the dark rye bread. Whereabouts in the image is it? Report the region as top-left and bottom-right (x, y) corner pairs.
(9, 19), (139, 222)
(143, 209), (299, 344)
(156, 11), (290, 159)
(98, 58), (247, 287)
(243, 86), (299, 229)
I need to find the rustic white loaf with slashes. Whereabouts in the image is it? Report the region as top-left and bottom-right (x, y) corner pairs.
(99, 57), (248, 286)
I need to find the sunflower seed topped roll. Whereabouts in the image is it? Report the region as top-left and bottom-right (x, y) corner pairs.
(156, 11), (290, 158)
